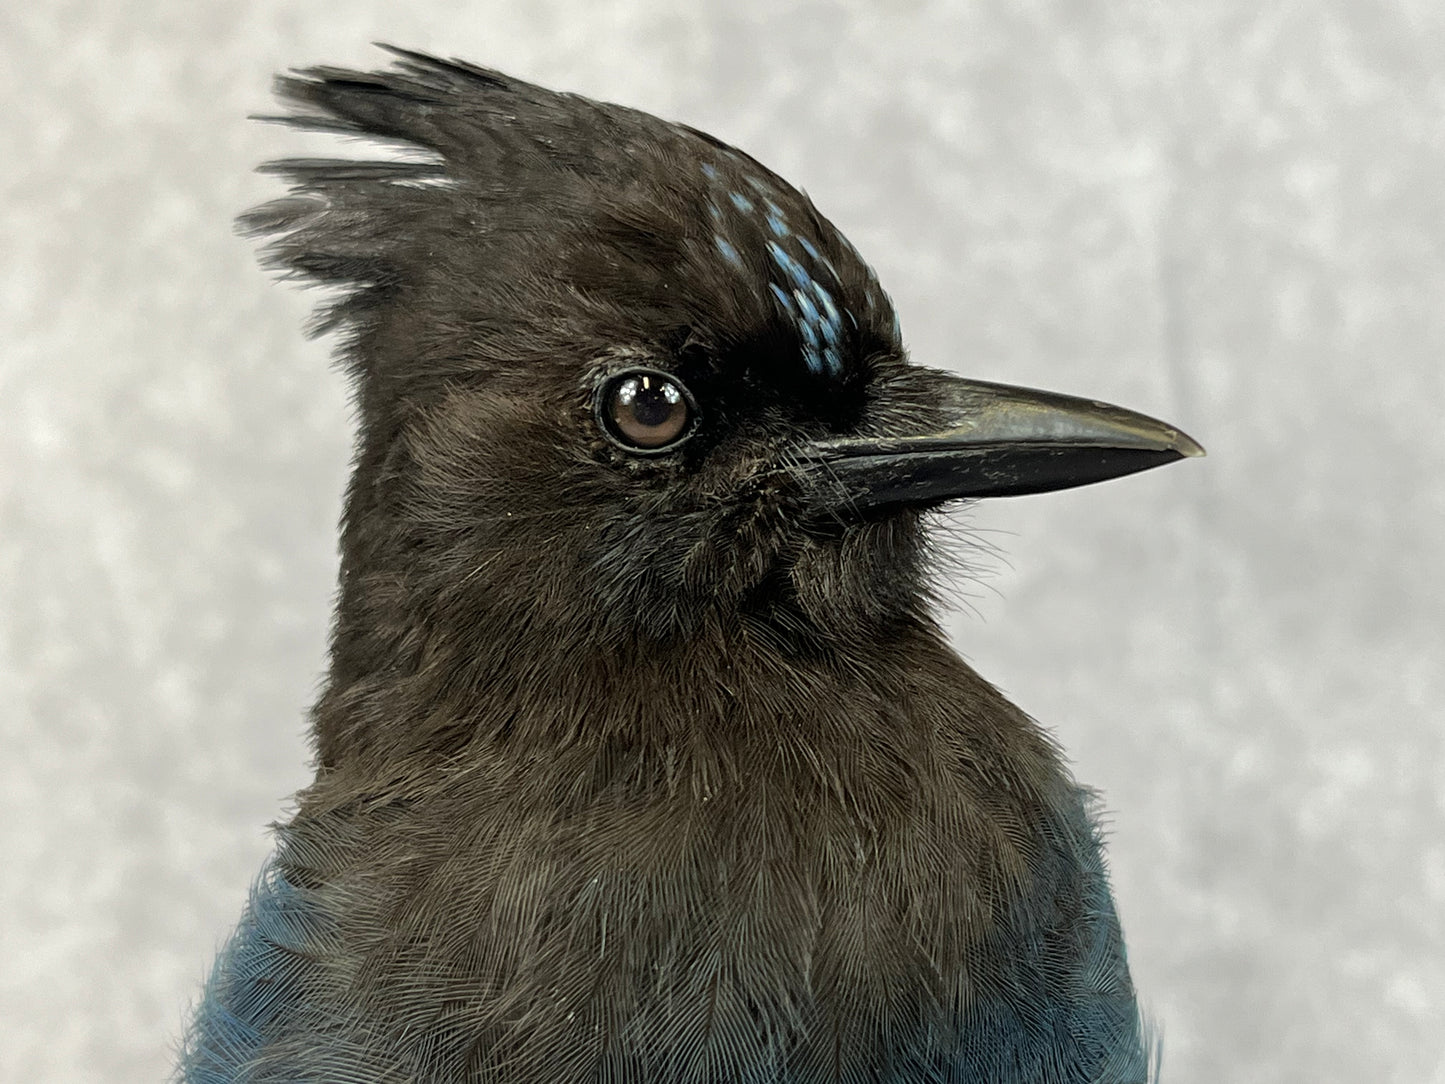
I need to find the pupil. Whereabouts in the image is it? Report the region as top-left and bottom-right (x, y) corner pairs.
(605, 370), (692, 451)
(631, 379), (679, 427)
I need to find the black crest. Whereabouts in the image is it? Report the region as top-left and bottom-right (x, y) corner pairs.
(241, 46), (900, 392)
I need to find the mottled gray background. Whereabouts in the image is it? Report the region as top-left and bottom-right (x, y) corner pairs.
(3, 1), (1442, 1081)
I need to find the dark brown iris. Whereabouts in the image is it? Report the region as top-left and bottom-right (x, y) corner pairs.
(602, 371), (695, 451)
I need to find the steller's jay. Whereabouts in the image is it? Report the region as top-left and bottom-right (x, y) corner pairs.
(177, 46), (1202, 1083)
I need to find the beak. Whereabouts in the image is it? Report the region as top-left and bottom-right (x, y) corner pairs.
(796, 371), (1204, 515)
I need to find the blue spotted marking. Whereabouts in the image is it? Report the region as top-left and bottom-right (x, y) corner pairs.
(813, 281), (841, 328)
(714, 236), (743, 268)
(765, 241), (808, 288)
(761, 236), (847, 377)
(797, 311), (820, 350)
(700, 160), (861, 378)
(793, 287), (821, 328)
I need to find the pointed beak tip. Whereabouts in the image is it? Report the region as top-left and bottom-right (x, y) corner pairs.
(793, 375), (1207, 512)
(1172, 431), (1206, 459)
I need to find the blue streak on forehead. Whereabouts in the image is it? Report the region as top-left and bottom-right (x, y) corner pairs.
(792, 286), (821, 329)
(714, 236), (743, 268)
(764, 199), (790, 239)
(702, 161), (866, 379)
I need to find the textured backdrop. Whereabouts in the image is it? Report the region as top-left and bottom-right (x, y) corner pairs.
(3, 2), (1442, 1081)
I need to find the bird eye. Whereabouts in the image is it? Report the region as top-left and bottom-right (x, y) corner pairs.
(598, 369), (697, 453)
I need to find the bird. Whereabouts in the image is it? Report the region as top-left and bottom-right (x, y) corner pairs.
(176, 46), (1202, 1084)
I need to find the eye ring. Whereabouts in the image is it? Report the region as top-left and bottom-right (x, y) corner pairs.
(595, 368), (699, 455)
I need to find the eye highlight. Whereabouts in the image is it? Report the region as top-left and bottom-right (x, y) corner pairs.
(597, 369), (698, 454)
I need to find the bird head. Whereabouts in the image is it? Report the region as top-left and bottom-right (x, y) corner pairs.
(245, 48), (1200, 762)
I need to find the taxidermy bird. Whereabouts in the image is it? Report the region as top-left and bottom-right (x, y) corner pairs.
(177, 46), (1202, 1084)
